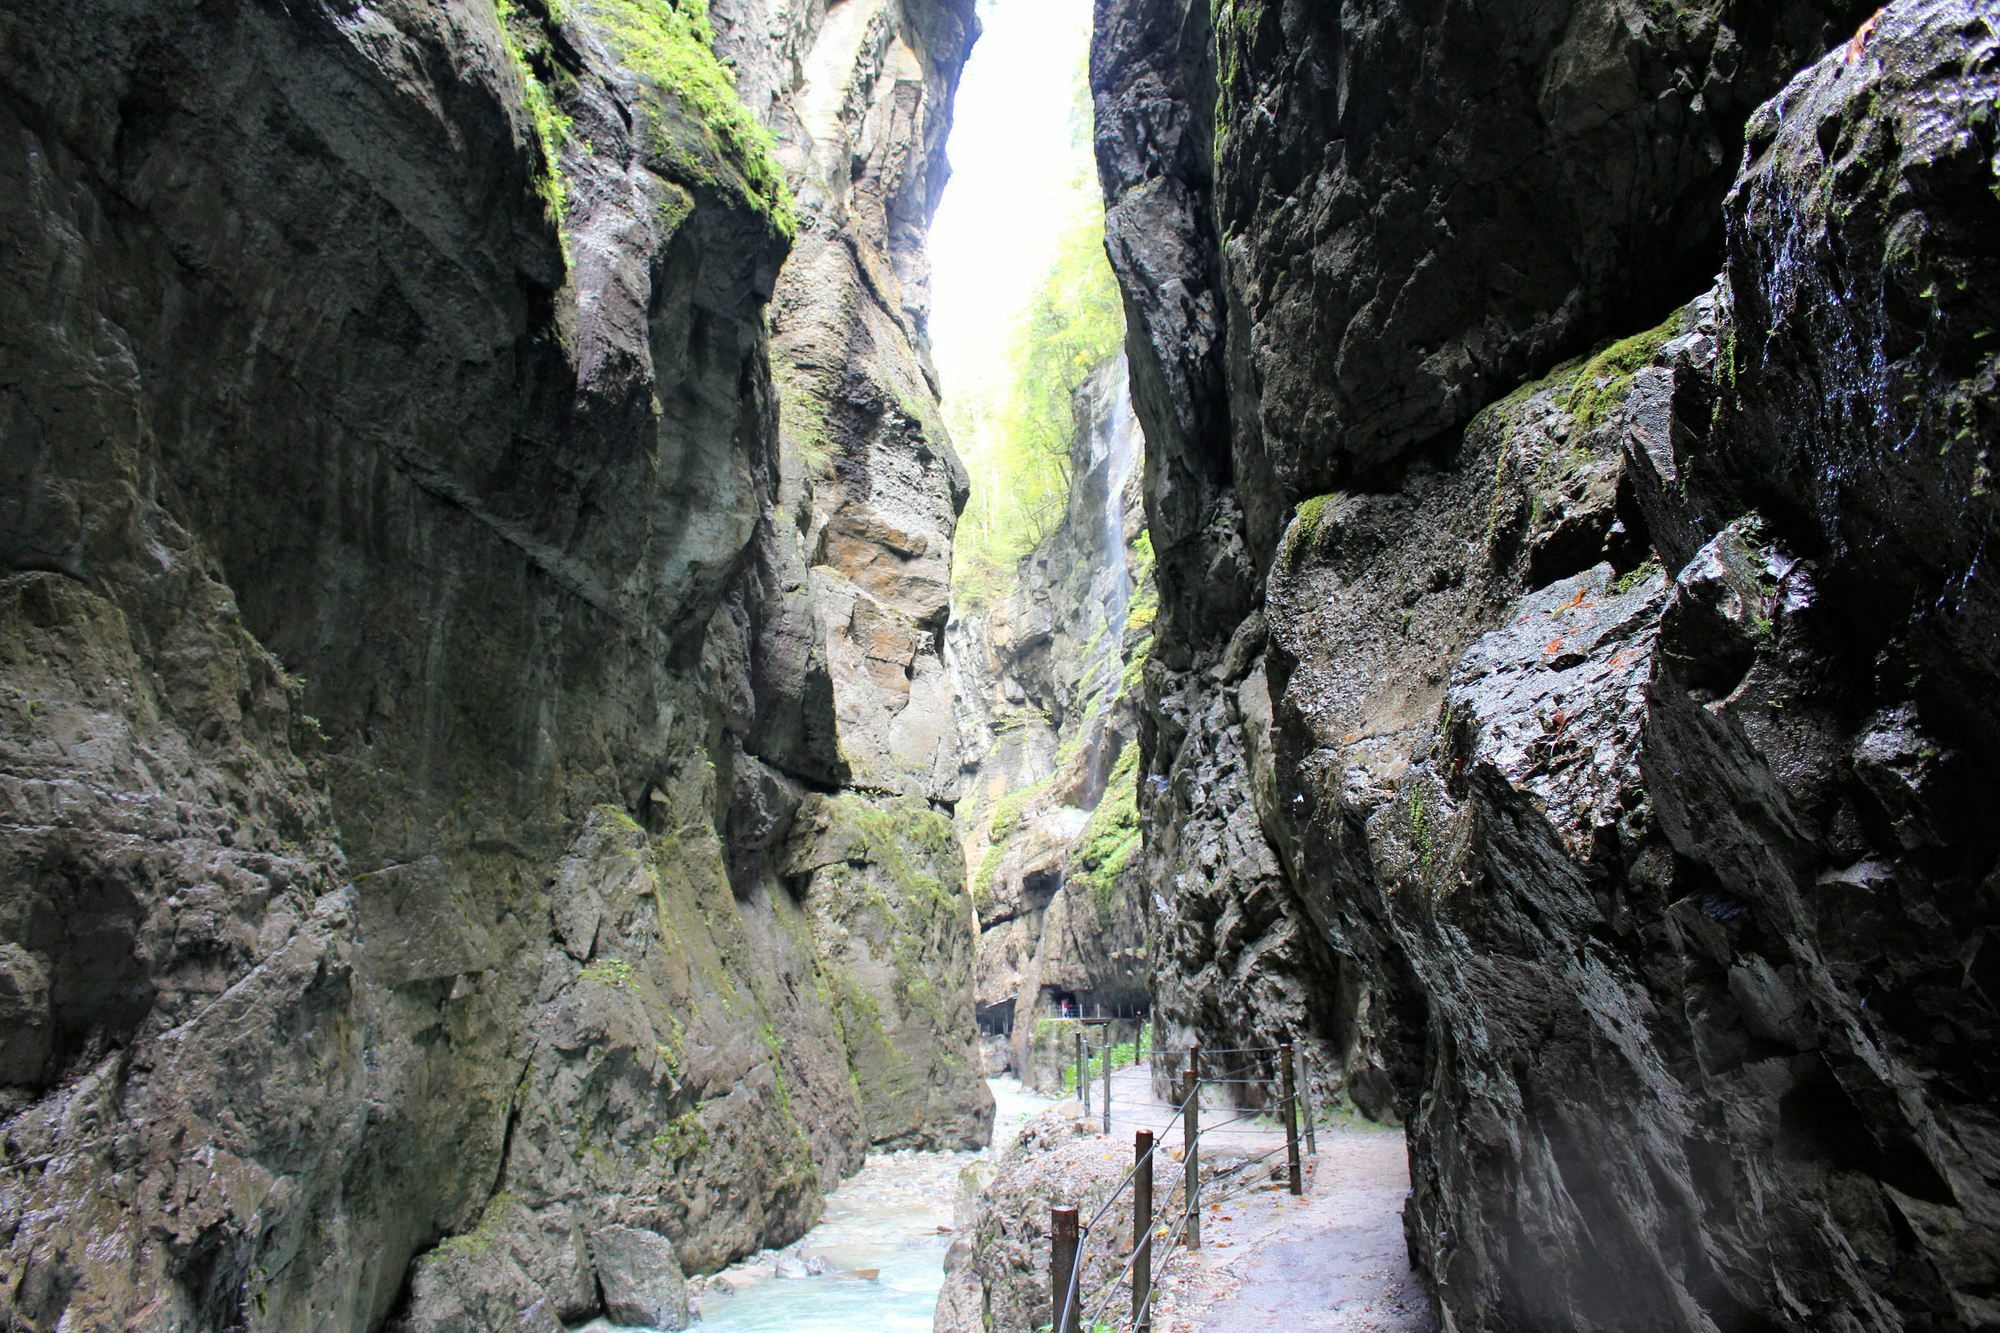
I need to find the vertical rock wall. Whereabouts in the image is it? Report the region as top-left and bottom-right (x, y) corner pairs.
(1096, 0), (1997, 1326)
(0, 0), (984, 1327)
(720, 0), (974, 802)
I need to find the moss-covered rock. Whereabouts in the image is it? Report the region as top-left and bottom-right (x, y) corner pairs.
(783, 793), (993, 1148)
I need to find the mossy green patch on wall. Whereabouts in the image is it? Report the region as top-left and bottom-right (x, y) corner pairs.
(1068, 744), (1141, 925)
(579, 956), (636, 987)
(1561, 310), (1685, 431)
(830, 794), (960, 913)
(1282, 491), (1340, 568)
(649, 1110), (709, 1160)
(1211, 0), (1267, 159)
(577, 0), (795, 237)
(429, 1191), (519, 1265)
(492, 0), (574, 229)
(787, 791), (988, 1150)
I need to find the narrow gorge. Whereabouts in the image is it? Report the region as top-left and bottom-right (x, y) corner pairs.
(2, 0), (1996, 1330)
(951, 352), (1151, 1086)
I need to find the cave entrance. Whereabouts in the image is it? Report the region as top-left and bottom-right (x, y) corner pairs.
(977, 997), (1015, 1036)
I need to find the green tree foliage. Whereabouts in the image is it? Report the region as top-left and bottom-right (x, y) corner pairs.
(949, 69), (1124, 609)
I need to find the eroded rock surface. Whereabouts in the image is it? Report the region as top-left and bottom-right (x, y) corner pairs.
(1097, 0), (1997, 1326)
(0, 0), (984, 1326)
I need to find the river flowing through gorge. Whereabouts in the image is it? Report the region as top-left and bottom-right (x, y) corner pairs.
(1, 0), (1994, 1328)
(575, 1082), (1049, 1333)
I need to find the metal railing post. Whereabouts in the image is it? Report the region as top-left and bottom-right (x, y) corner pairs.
(1076, 1029), (1088, 1112)
(1051, 1205), (1081, 1333)
(1133, 1129), (1154, 1332)
(1184, 1044), (1201, 1250)
(1281, 1038), (1303, 1196)
(1102, 1030), (1113, 1133)
(1297, 1043), (1318, 1156)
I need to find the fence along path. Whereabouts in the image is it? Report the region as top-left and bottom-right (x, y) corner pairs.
(1091, 1063), (1290, 1154)
(1046, 1042), (1315, 1333)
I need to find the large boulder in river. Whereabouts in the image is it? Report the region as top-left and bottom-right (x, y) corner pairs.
(590, 1224), (694, 1330)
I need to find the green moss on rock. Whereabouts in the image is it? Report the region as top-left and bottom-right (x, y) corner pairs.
(649, 1110), (709, 1159)
(1282, 491), (1339, 567)
(579, 956), (636, 987)
(492, 0), (574, 229)
(578, 0), (795, 237)
(1562, 311), (1684, 430)
(430, 1191), (518, 1264)
(1068, 745), (1141, 924)
(830, 796), (958, 911)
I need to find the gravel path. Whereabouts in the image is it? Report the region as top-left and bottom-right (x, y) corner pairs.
(1088, 1063), (1432, 1332)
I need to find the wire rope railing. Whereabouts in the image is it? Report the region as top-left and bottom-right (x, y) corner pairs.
(1039, 1037), (1316, 1333)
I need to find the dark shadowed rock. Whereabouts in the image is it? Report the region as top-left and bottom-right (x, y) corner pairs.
(1098, 0), (1999, 1324)
(0, 0), (984, 1325)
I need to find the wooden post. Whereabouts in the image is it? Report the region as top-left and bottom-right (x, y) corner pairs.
(1102, 1030), (1113, 1133)
(1075, 1030), (1088, 1112)
(1051, 1206), (1081, 1333)
(1280, 1038), (1303, 1196)
(1183, 1045), (1201, 1250)
(1297, 1043), (1318, 1157)
(1133, 1130), (1154, 1332)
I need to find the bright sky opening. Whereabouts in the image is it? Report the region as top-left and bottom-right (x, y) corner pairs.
(928, 0), (1097, 406)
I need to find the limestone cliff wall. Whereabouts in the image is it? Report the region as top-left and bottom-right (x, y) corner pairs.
(720, 0), (974, 802)
(949, 355), (1153, 1081)
(0, 0), (984, 1327)
(1096, 0), (1997, 1326)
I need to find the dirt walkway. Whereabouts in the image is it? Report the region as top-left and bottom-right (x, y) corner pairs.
(1088, 1061), (1430, 1333)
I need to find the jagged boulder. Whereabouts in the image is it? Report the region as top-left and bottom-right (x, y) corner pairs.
(589, 1224), (694, 1330)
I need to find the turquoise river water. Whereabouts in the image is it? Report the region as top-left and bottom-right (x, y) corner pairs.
(577, 1078), (1048, 1333)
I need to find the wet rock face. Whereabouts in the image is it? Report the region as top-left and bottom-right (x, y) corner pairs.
(0, 0), (981, 1327)
(949, 358), (1154, 1075)
(1100, 0), (1998, 1325)
(1207, 0), (1877, 513)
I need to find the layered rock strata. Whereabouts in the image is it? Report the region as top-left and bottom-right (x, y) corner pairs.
(0, 0), (984, 1327)
(1096, 0), (1996, 1325)
(722, 0), (975, 801)
(949, 356), (1153, 1080)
